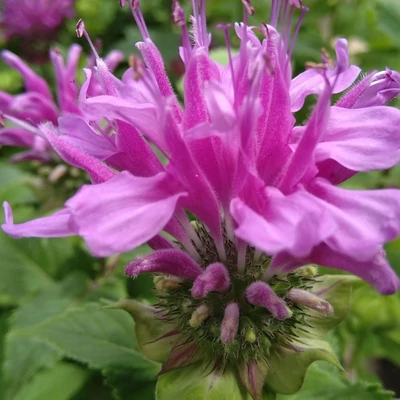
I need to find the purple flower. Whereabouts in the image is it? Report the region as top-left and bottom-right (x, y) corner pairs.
(0, 45), (124, 162)
(0, 0), (75, 40)
(3, 0), (400, 396)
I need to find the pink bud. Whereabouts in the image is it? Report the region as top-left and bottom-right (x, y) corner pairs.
(246, 281), (291, 320)
(191, 263), (231, 298)
(221, 303), (240, 344)
(287, 289), (334, 315)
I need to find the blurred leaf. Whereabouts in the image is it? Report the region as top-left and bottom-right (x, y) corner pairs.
(277, 362), (395, 400)
(103, 366), (156, 400)
(0, 162), (38, 205)
(72, 0), (119, 36)
(13, 362), (89, 400)
(115, 26), (181, 62)
(23, 304), (159, 374)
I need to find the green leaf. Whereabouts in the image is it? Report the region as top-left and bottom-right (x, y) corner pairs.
(22, 304), (159, 374)
(277, 362), (395, 400)
(0, 231), (54, 306)
(265, 338), (342, 395)
(105, 299), (180, 363)
(103, 366), (157, 400)
(12, 362), (89, 400)
(156, 363), (253, 400)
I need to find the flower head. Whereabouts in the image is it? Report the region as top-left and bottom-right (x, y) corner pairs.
(2, 0), (400, 397)
(0, 44), (124, 162)
(0, 0), (75, 40)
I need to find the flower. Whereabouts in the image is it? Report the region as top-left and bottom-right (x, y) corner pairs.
(2, 0), (400, 397)
(0, 44), (124, 162)
(0, 0), (75, 40)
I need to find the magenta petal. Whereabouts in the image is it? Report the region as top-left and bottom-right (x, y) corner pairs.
(309, 179), (400, 261)
(231, 186), (335, 258)
(66, 171), (186, 257)
(220, 302), (240, 344)
(58, 116), (117, 161)
(290, 38), (360, 112)
(81, 95), (163, 150)
(315, 106), (400, 171)
(2, 201), (76, 238)
(246, 281), (290, 320)
(0, 127), (35, 147)
(40, 122), (115, 184)
(1, 50), (53, 101)
(191, 262), (231, 298)
(271, 245), (400, 295)
(125, 249), (203, 280)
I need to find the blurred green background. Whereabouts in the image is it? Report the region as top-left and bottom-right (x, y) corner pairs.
(0, 0), (400, 399)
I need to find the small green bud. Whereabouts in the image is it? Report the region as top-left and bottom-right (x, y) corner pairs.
(245, 328), (257, 343)
(180, 298), (192, 313)
(153, 275), (164, 285)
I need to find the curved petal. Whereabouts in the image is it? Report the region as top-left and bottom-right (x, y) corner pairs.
(125, 249), (203, 280)
(269, 245), (399, 295)
(308, 179), (400, 261)
(2, 201), (76, 238)
(315, 106), (400, 171)
(290, 39), (361, 112)
(65, 171), (186, 257)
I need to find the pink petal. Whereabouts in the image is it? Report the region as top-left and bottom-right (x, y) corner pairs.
(2, 201), (76, 238)
(246, 281), (290, 320)
(66, 171), (186, 257)
(191, 262), (231, 298)
(315, 106), (400, 171)
(125, 249), (203, 280)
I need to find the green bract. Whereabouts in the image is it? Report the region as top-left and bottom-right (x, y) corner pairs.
(109, 274), (357, 399)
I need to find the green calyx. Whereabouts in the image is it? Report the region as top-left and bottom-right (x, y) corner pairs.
(155, 269), (322, 366)
(108, 273), (357, 400)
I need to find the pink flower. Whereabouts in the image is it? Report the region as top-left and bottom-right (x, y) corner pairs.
(0, 0), (75, 40)
(0, 45), (123, 162)
(3, 0), (400, 304)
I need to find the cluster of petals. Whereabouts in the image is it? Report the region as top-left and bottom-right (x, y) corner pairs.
(0, 0), (75, 40)
(3, 0), (400, 306)
(0, 43), (123, 162)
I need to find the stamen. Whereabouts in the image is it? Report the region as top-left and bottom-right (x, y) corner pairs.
(76, 20), (100, 60)
(191, 0), (208, 47)
(287, 5), (308, 61)
(131, 0), (150, 40)
(172, 0), (192, 63)
(216, 24), (236, 92)
(241, 0), (255, 18)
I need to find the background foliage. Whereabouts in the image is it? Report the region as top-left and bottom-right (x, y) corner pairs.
(0, 0), (400, 399)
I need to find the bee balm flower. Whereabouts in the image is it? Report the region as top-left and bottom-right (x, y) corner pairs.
(2, 0), (400, 397)
(0, 0), (75, 40)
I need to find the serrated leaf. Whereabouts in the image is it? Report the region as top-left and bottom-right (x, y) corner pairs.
(13, 362), (89, 400)
(103, 366), (157, 400)
(22, 304), (159, 375)
(156, 363), (253, 400)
